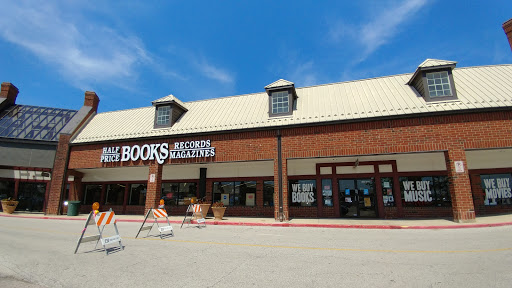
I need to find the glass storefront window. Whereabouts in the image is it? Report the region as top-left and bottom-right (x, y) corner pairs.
(105, 184), (125, 205)
(129, 184), (147, 205)
(161, 182), (197, 206)
(289, 179), (317, 207)
(0, 180), (15, 200)
(263, 181), (274, 206)
(321, 179), (333, 207)
(399, 176), (451, 207)
(17, 183), (46, 212)
(83, 184), (101, 205)
(213, 181), (256, 206)
(381, 177), (395, 207)
(480, 173), (512, 206)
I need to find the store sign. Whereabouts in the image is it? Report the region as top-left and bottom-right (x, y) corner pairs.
(482, 176), (511, 206)
(291, 183), (315, 203)
(402, 180), (433, 202)
(100, 140), (215, 164)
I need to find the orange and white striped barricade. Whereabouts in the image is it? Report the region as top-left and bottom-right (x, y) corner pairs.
(74, 209), (123, 255)
(181, 204), (206, 228)
(135, 208), (174, 239)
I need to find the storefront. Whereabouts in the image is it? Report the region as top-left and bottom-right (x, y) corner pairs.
(46, 59), (512, 222)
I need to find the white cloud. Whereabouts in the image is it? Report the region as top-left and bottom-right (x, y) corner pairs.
(289, 61), (319, 87)
(329, 0), (429, 63)
(359, 0), (428, 57)
(0, 1), (151, 90)
(195, 57), (234, 84)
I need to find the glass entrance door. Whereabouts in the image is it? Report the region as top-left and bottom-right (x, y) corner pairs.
(338, 178), (377, 218)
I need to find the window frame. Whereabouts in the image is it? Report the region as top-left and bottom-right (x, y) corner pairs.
(289, 179), (317, 207)
(399, 175), (451, 207)
(421, 69), (458, 102)
(161, 182), (197, 206)
(480, 173), (512, 206)
(83, 184), (102, 205)
(128, 183), (147, 206)
(212, 181), (257, 206)
(104, 183), (125, 205)
(268, 89), (294, 117)
(154, 105), (172, 128)
(263, 180), (275, 207)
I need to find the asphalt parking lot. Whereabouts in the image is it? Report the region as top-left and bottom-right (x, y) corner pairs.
(1, 216), (512, 287)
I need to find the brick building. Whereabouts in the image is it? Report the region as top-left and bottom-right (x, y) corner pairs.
(44, 59), (512, 223)
(0, 83), (98, 213)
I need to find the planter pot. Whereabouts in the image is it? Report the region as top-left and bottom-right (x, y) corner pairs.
(211, 207), (227, 220)
(199, 204), (210, 217)
(193, 204), (210, 219)
(1, 200), (19, 214)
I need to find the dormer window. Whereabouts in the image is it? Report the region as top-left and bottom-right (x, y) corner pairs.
(152, 94), (188, 129)
(156, 105), (170, 125)
(407, 59), (458, 102)
(271, 91), (290, 114)
(265, 79), (297, 117)
(427, 71), (452, 98)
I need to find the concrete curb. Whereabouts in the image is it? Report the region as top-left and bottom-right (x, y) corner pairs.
(2, 213), (512, 229)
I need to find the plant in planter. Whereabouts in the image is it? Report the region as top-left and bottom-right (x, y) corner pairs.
(1, 197), (19, 214)
(211, 201), (227, 220)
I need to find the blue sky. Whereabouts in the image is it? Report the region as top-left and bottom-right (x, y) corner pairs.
(0, 0), (511, 113)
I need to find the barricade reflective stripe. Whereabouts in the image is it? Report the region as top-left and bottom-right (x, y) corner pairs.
(136, 208), (174, 239)
(75, 210), (124, 255)
(181, 204), (206, 229)
(95, 211), (116, 226)
(153, 209), (168, 218)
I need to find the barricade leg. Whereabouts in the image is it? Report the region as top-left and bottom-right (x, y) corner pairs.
(114, 223), (124, 251)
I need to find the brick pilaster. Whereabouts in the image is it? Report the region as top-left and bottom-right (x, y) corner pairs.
(47, 134), (72, 214)
(274, 158), (289, 221)
(144, 162), (162, 214)
(445, 148), (475, 223)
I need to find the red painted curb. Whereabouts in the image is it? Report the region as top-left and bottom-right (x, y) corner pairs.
(2, 213), (512, 229)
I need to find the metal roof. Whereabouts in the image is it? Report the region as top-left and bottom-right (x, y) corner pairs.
(0, 105), (78, 141)
(418, 59), (457, 68)
(151, 94), (188, 111)
(265, 79), (294, 89)
(71, 63), (512, 144)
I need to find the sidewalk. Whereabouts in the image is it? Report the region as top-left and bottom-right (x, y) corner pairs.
(2, 211), (512, 229)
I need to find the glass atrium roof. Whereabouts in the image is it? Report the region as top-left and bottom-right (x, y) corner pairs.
(0, 105), (77, 142)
